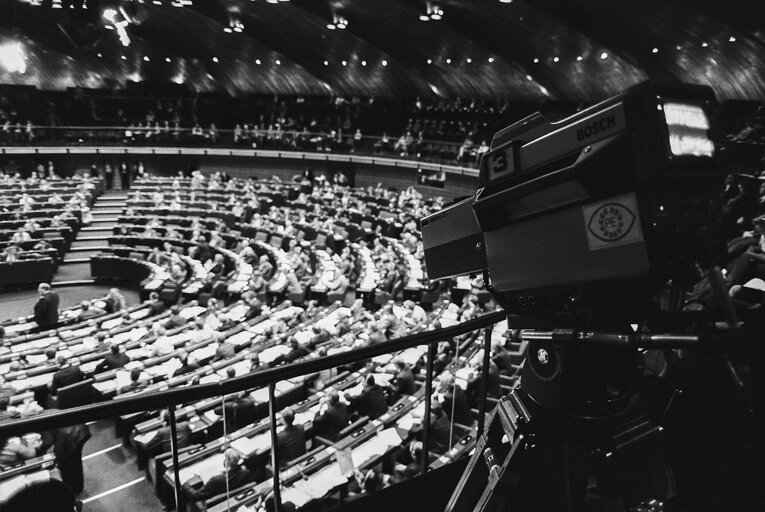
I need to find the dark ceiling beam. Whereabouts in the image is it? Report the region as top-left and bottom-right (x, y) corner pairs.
(437, 1), (567, 100)
(528, 0), (680, 84)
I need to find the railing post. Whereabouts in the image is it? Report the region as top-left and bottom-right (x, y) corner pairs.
(477, 327), (493, 438)
(268, 382), (282, 512)
(168, 404), (184, 512)
(422, 341), (437, 473)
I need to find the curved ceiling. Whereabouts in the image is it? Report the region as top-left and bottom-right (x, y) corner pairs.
(0, 0), (763, 100)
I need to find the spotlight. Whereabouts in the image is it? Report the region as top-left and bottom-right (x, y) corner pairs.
(275, 59), (280, 65)
(576, 55), (583, 61)
(652, 48), (658, 54)
(143, 55), (149, 61)
(427, 58), (432, 64)
(381, 60), (387, 66)
(255, 59), (261, 64)
(212, 56), (219, 62)
(488, 57), (494, 63)
(342, 60), (347, 66)
(361, 60), (366, 66)
(445, 58), (451, 64)
(327, 23), (336, 29)
(553, 56), (559, 63)
(419, 14), (429, 21)
(323, 60), (328, 65)
(0, 43), (26, 74)
(466, 58), (471, 63)
(600, 51), (608, 60)
(223, 27), (232, 33)
(729, 36), (736, 42)
(533, 58), (539, 63)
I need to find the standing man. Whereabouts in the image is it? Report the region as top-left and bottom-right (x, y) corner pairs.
(33, 282), (59, 330)
(104, 162), (114, 190)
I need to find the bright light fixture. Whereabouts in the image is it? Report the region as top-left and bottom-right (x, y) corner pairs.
(0, 43), (26, 74)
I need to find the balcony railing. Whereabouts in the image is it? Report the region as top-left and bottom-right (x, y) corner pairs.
(0, 126), (485, 170)
(0, 309), (506, 511)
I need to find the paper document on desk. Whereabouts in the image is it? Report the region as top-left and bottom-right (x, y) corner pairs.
(179, 306), (206, 319)
(293, 330), (312, 345)
(351, 437), (389, 468)
(372, 353), (393, 365)
(377, 427), (403, 447)
(226, 304), (249, 321)
(372, 373), (394, 386)
(302, 464), (347, 497)
(93, 380), (116, 394)
(396, 414), (415, 432)
(293, 411), (315, 426)
(199, 374), (221, 385)
(131, 308), (150, 320)
(250, 387), (269, 403)
(178, 452), (224, 485)
(399, 347), (425, 366)
(203, 409), (219, 423)
(100, 317), (122, 330)
(281, 484), (314, 508)
(335, 446), (355, 477)
(227, 330), (254, 347)
(248, 320), (275, 335)
(133, 431), (155, 445)
(229, 436), (259, 456)
(274, 380), (293, 394)
(327, 346), (351, 356)
(32, 337), (57, 349)
(129, 326), (150, 342)
(258, 344), (290, 365)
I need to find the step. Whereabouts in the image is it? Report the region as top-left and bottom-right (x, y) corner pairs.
(61, 258), (90, 264)
(68, 245), (110, 252)
(74, 235), (110, 242)
(51, 279), (96, 287)
(81, 226), (114, 234)
(90, 209), (123, 215)
(89, 217), (119, 223)
(63, 249), (105, 261)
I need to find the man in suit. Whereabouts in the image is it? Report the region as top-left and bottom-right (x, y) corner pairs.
(276, 407), (306, 467)
(184, 449), (254, 507)
(164, 305), (187, 330)
(49, 356), (84, 396)
(33, 282), (59, 329)
(172, 351), (198, 378)
(437, 372), (474, 426)
(392, 358), (416, 396)
(428, 401), (453, 454)
(283, 337), (310, 364)
(144, 412), (192, 456)
(148, 291), (166, 316)
(95, 343), (130, 372)
(120, 368), (149, 394)
(351, 375), (388, 420)
(313, 391), (350, 442)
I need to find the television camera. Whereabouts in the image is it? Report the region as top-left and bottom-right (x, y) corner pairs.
(422, 82), (765, 512)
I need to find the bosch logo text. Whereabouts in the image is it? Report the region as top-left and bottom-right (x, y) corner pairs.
(577, 115), (616, 141)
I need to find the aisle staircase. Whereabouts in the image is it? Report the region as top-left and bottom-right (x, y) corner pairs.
(53, 190), (127, 285)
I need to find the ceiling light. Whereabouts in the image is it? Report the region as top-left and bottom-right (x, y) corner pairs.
(381, 60), (387, 66)
(419, 14), (429, 21)
(143, 56), (149, 61)
(488, 57), (494, 63)
(266, 0), (278, 3)
(729, 36), (736, 42)
(525, 74), (532, 80)
(342, 60), (347, 66)
(499, 0), (512, 3)
(165, 57), (171, 62)
(701, 42), (708, 47)
(327, 23), (336, 29)
(255, 59), (261, 65)
(675, 45), (681, 51)
(600, 51), (608, 60)
(102, 8), (117, 22)
(0, 43), (27, 74)
(223, 27), (232, 33)
(427, 59), (432, 64)
(652, 47), (659, 54)
(323, 60), (328, 65)
(533, 58), (539, 63)
(466, 58), (471, 63)
(212, 57), (219, 63)
(553, 56), (559, 63)
(120, 55), (126, 60)
(446, 58), (451, 64)
(97, 53), (103, 58)
(430, 13), (441, 20)
(275, 59), (281, 65)
(576, 55), (583, 61)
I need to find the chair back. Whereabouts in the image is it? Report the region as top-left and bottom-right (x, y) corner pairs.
(56, 378), (94, 410)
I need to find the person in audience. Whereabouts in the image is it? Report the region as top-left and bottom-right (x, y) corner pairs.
(435, 371), (474, 426)
(427, 400), (453, 454)
(95, 343), (131, 372)
(313, 390), (350, 442)
(212, 336), (236, 362)
(33, 282), (60, 329)
(276, 408), (306, 467)
(44, 348), (57, 366)
(173, 351), (198, 377)
(148, 291), (166, 315)
(49, 356), (84, 396)
(391, 358), (416, 396)
(351, 375), (388, 420)
(144, 411), (192, 455)
(183, 448), (254, 507)
(105, 287), (127, 313)
(492, 338), (515, 376)
(0, 433), (42, 467)
(367, 322), (387, 344)
(51, 423), (91, 494)
(150, 326), (174, 357)
(120, 367), (148, 394)
(164, 305), (187, 329)
(78, 300), (104, 321)
(283, 337), (310, 364)
(0, 394), (20, 422)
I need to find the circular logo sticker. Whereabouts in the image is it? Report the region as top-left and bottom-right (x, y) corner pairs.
(537, 348), (549, 365)
(587, 203), (636, 242)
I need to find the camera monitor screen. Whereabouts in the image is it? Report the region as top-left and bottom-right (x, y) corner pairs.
(662, 102), (715, 158)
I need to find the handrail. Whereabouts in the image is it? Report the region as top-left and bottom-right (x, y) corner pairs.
(0, 310), (505, 437)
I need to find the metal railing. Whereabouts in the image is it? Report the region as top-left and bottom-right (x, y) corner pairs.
(0, 126), (484, 168)
(0, 309), (506, 511)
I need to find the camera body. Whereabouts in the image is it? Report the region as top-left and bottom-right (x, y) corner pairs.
(422, 81), (723, 323)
